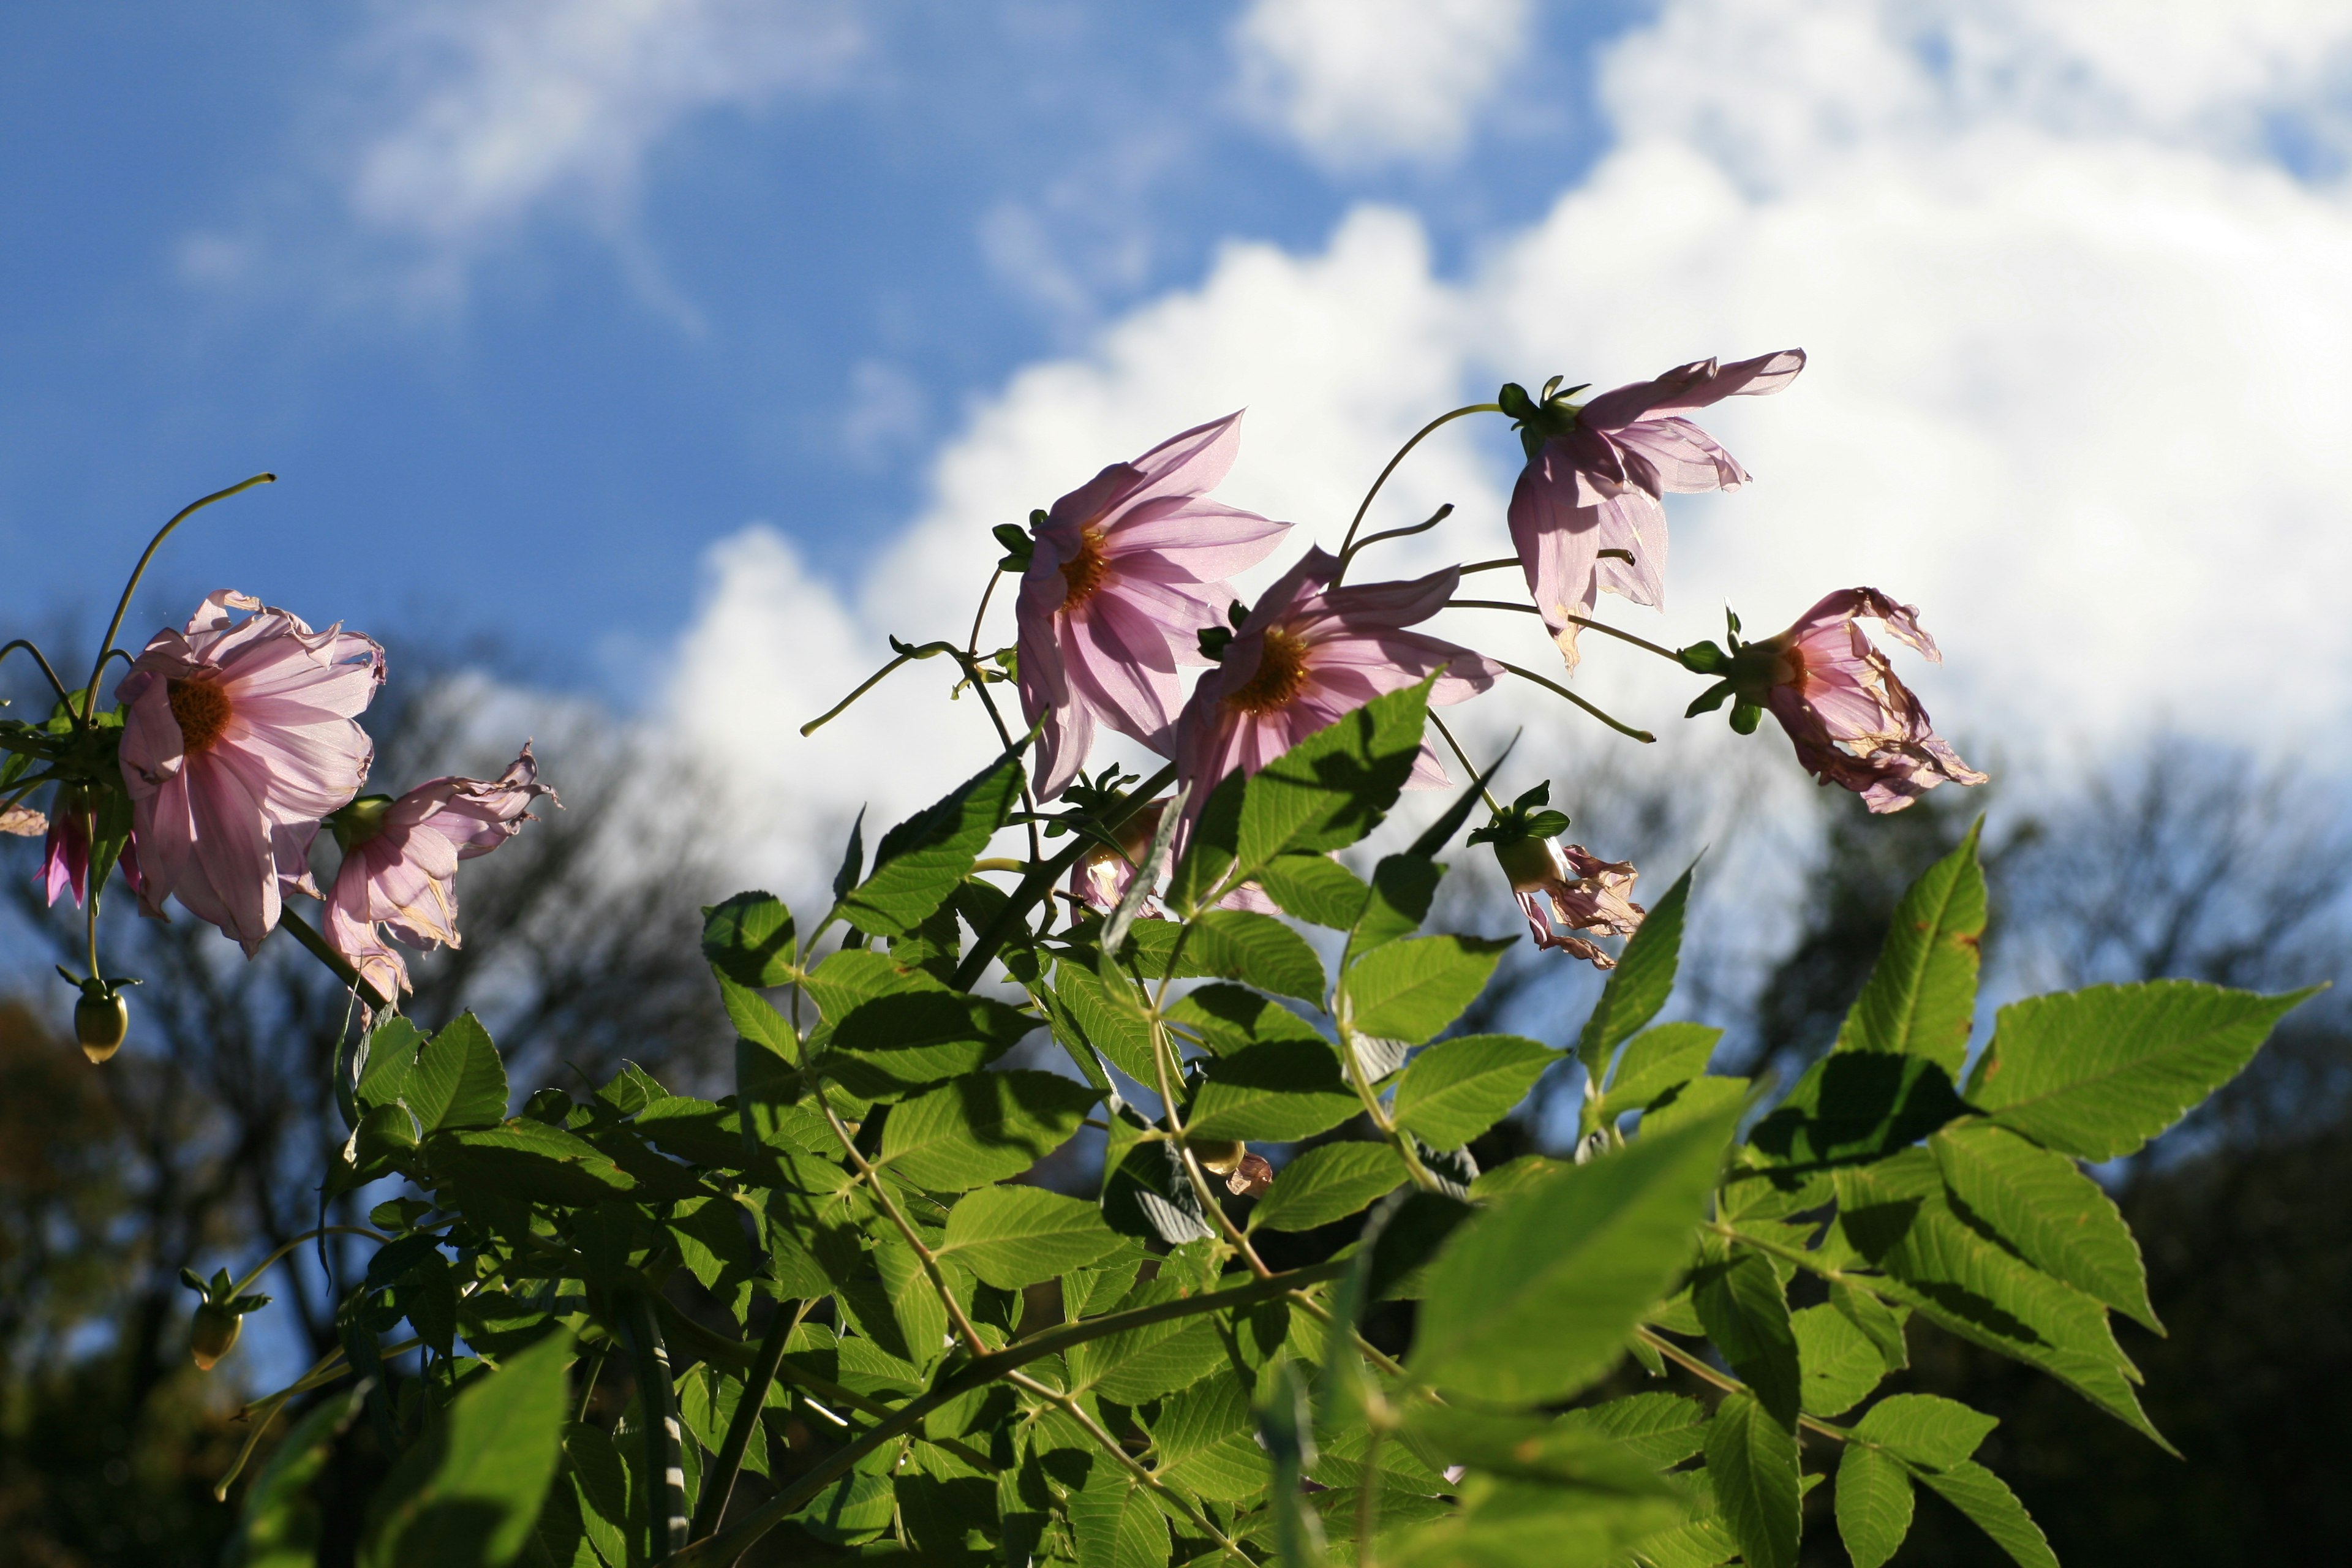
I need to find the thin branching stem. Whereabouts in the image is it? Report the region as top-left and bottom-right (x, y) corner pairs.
(1493, 659), (1656, 743)
(0, 638), (77, 711)
(1005, 1368), (1251, 1561)
(1331, 405), (1499, 583)
(83, 474), (276, 724)
(817, 1098), (987, 1353)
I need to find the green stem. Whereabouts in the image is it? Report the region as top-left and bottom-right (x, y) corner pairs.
(619, 1289), (688, 1562)
(800, 639), (958, 736)
(687, 1298), (808, 1540)
(1005, 1368), (1250, 1561)
(1493, 660), (1656, 743)
(665, 1257), (1349, 1567)
(0, 639), (78, 712)
(1426, 712), (1502, 815)
(82, 474), (276, 724)
(949, 764), (1176, 990)
(275, 903), (391, 1011)
(1634, 1325), (1851, 1443)
(230, 1225), (392, 1299)
(817, 1098), (987, 1352)
(1331, 405), (1500, 584)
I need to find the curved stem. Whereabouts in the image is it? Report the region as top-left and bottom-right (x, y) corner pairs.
(619, 1289), (688, 1562)
(688, 1298), (810, 1540)
(1005, 1368), (1250, 1561)
(274, 903), (391, 1010)
(83, 473), (276, 723)
(230, 1224), (392, 1299)
(1426, 713), (1501, 815)
(1332, 405), (1499, 584)
(965, 570), (1002, 662)
(1494, 660), (1656, 744)
(816, 1098), (986, 1352)
(0, 639), (77, 712)
(1457, 557), (1521, 577)
(1448, 600), (1687, 663)
(1336, 502), (1453, 577)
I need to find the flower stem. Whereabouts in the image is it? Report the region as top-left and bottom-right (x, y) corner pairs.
(230, 1224), (392, 1299)
(1494, 660), (1656, 743)
(1447, 599), (1686, 665)
(0, 639), (78, 712)
(618, 1288), (688, 1562)
(83, 474), (276, 725)
(1427, 712), (1502, 815)
(1332, 405), (1499, 584)
(687, 1297), (811, 1540)
(274, 903), (391, 1011)
(950, 764), (1175, 990)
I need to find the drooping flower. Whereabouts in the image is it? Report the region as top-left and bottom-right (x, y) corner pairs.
(1172, 548), (1498, 821)
(1071, 799), (1167, 916)
(115, 591), (383, 952)
(1506, 350), (1805, 666)
(323, 744), (557, 999)
(1016, 413), (1291, 800)
(1495, 837), (1645, 968)
(39, 790), (89, 907)
(1709, 587), (1986, 813)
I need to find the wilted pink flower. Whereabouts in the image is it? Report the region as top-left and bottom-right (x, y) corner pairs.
(1017, 413), (1291, 800)
(0, 804), (43, 839)
(1071, 799), (1167, 916)
(1509, 350), (1804, 666)
(116, 592), (383, 952)
(1495, 837), (1645, 968)
(324, 744), (557, 998)
(1751, 588), (1986, 813)
(1173, 549), (1498, 823)
(39, 790), (89, 907)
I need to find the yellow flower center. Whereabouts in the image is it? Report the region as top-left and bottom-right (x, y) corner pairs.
(1224, 628), (1312, 715)
(1058, 527), (1112, 608)
(167, 677), (233, 755)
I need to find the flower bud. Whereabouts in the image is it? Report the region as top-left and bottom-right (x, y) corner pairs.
(75, 990), (127, 1063)
(1490, 834), (1559, 892)
(189, 1302), (241, 1371)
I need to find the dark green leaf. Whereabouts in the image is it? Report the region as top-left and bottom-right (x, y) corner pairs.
(1747, 1051), (1966, 1172)
(428, 1121), (636, 1207)
(1248, 1142), (1408, 1232)
(1792, 1303), (1888, 1419)
(701, 891), (797, 987)
(817, 955), (1037, 1099)
(1552, 1392), (1709, 1468)
(1391, 1034), (1556, 1152)
(1342, 934), (1512, 1046)
(1409, 1098), (1737, 1403)
(938, 1185), (1122, 1289)
(358, 1330), (572, 1568)
(1183, 1040), (1361, 1142)
(1398, 1403), (1677, 1494)
(1354, 854), (1443, 956)
(1164, 983), (1325, 1057)
(224, 1384), (368, 1567)
(838, 756), (1021, 937)
(717, 975), (795, 1064)
(1692, 1243), (1801, 1429)
(1702, 1390), (1800, 1568)
(1911, 1460), (2059, 1568)
(1968, 980), (2317, 1161)
(1932, 1117), (2158, 1330)
(879, 1069), (1102, 1191)
(1575, 866), (1693, 1076)
(1833, 820), (1985, 1074)
(396, 1014), (509, 1134)
(1387, 1477), (1683, 1568)
(1834, 1440), (1913, 1568)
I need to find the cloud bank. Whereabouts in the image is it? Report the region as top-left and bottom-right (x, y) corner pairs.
(669, 0), (2352, 914)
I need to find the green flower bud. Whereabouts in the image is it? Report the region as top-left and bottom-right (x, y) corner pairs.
(75, 990), (127, 1063)
(1491, 834), (1558, 891)
(190, 1302), (241, 1371)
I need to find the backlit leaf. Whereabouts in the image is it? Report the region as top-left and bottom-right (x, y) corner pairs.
(1391, 1034), (1555, 1150)
(1575, 867), (1693, 1076)
(1833, 820), (1984, 1073)
(1701, 1389), (1800, 1568)
(1248, 1141), (1408, 1233)
(1183, 1040), (1361, 1142)
(879, 1070), (1102, 1191)
(938, 1185), (1121, 1289)
(839, 756), (1021, 937)
(1833, 1440), (1913, 1568)
(1343, 935), (1512, 1047)
(1932, 1117), (2158, 1330)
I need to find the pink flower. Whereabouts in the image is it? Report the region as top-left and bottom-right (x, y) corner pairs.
(1507, 350), (1804, 666)
(1071, 799), (1167, 916)
(39, 790), (89, 907)
(1494, 837), (1645, 969)
(1017, 413), (1291, 799)
(1744, 588), (1986, 813)
(1172, 549), (1498, 821)
(324, 744), (557, 998)
(115, 592), (383, 952)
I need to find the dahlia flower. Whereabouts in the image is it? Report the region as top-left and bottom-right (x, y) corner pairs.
(1016, 413), (1290, 799)
(1507, 350), (1804, 666)
(1741, 588), (1986, 813)
(39, 790), (89, 907)
(116, 591), (383, 952)
(1172, 549), (1498, 818)
(1493, 836), (1645, 968)
(324, 744), (557, 998)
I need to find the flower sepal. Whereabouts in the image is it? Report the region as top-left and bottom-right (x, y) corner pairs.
(328, 794), (395, 853)
(993, 516), (1039, 573)
(1465, 780), (1572, 852)
(180, 1266), (272, 1371)
(1497, 375), (1591, 460)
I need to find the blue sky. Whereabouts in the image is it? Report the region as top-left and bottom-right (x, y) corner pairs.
(0, 1), (1635, 695)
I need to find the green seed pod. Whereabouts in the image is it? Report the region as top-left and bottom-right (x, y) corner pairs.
(75, 991), (127, 1063)
(190, 1302), (241, 1371)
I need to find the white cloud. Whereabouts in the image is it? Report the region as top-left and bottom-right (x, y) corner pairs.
(1232, 0), (1532, 168)
(671, 0), (2352, 913)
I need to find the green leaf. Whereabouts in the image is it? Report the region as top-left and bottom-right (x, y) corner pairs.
(1836, 1150), (2166, 1447)
(1153, 1378), (1271, 1501)
(358, 1330), (573, 1568)
(1069, 1461), (1170, 1568)
(426, 1121), (636, 1207)
(1932, 1117), (2159, 1330)
(1053, 960), (1160, 1084)
(1257, 851), (1372, 929)
(838, 755), (1020, 937)
(1851, 1392), (1998, 1469)
(1354, 854), (1443, 956)
(398, 1014), (510, 1134)
(701, 891), (797, 986)
(356, 1017), (427, 1112)
(1575, 866), (1693, 1076)
(562, 1425), (630, 1568)
(1183, 1040), (1362, 1142)
(1833, 819), (1985, 1073)
(1391, 1034), (1556, 1150)
(1829, 1278), (1911, 1371)
(878, 1069), (1102, 1191)
(1343, 932), (1513, 1047)
(1833, 1440), (1914, 1568)
(1133, 907), (1326, 1002)
(1792, 1303), (1890, 1419)
(717, 975), (796, 1063)
(1911, 1459), (2059, 1568)
(1387, 1477), (1683, 1568)
(1247, 1142), (1408, 1233)
(1638, 1073), (1749, 1140)
(1069, 1281), (1229, 1403)
(1700, 1389), (1800, 1568)
(1602, 1021), (1722, 1114)
(224, 1384), (368, 1568)
(1164, 983), (1325, 1057)
(1968, 979), (2317, 1161)
(1692, 1244), (1801, 1429)
(1236, 679), (1433, 871)
(937, 1185), (1122, 1289)
(814, 952), (1037, 1098)
(793, 1471), (895, 1544)
(1409, 1098), (1737, 1403)
(1398, 1403), (1678, 1495)
(1551, 1392), (1709, 1469)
